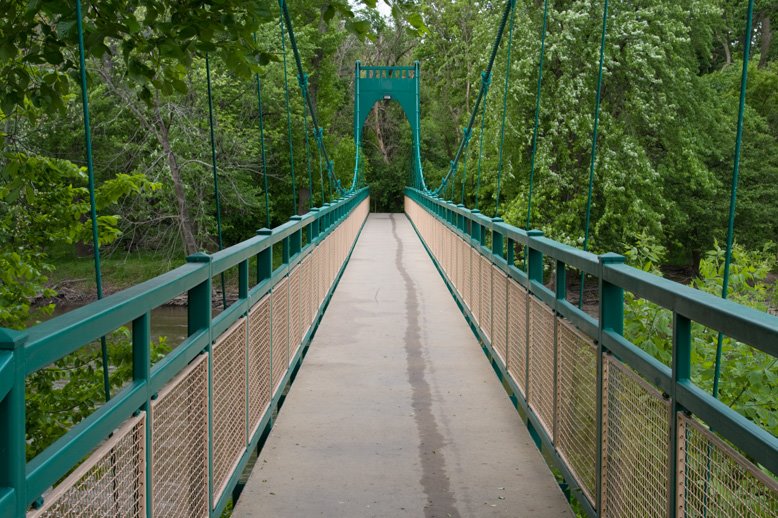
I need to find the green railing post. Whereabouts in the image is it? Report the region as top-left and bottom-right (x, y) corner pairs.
(456, 204), (465, 232)
(186, 253), (212, 510)
(257, 229), (273, 285)
(321, 204), (330, 234)
(526, 231), (544, 285)
(310, 209), (320, 241)
(553, 260), (566, 443)
(670, 314), (691, 518)
(290, 216), (303, 256)
(471, 210), (482, 245)
(239, 260), (249, 300)
(492, 218), (504, 259)
(525, 230), (544, 447)
(597, 252), (625, 512)
(506, 238), (515, 267)
(0, 329), (27, 518)
(132, 313), (152, 518)
(282, 237), (291, 265)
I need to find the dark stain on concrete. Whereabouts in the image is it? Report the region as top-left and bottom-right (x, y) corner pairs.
(391, 214), (460, 518)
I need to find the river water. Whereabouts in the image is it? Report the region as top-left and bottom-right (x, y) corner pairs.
(52, 304), (189, 346)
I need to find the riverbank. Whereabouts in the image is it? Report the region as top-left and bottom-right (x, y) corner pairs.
(41, 251), (242, 308)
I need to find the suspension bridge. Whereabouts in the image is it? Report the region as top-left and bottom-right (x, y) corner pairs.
(1, 0), (777, 517)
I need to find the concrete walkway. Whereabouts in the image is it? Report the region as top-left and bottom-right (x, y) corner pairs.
(233, 214), (572, 518)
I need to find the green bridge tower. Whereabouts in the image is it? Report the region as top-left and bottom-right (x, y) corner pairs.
(353, 61), (424, 189)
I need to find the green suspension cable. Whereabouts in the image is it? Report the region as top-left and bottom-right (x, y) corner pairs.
(299, 74), (315, 210)
(474, 71), (492, 210)
(280, 13), (298, 214)
(712, 0), (756, 399)
(579, 0), (610, 309)
(448, 160), (457, 201)
(461, 136), (470, 205)
(205, 54), (227, 310)
(279, 1), (344, 195)
(75, 0), (110, 402)
(253, 35), (271, 228)
(318, 153), (325, 205)
(495, 0), (517, 217)
(526, 0), (549, 230)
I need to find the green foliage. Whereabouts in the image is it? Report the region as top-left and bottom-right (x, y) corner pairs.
(625, 243), (778, 435)
(0, 150), (158, 329)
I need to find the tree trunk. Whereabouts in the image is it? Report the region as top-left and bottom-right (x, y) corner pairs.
(720, 33), (732, 67)
(154, 104), (199, 256)
(372, 104), (390, 164)
(97, 59), (199, 257)
(759, 13), (772, 69)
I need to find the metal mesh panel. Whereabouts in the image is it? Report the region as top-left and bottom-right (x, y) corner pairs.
(528, 297), (555, 437)
(302, 256), (312, 328)
(446, 231), (454, 276)
(315, 245), (324, 310)
(555, 319), (597, 504)
(311, 249), (320, 320)
(602, 357), (670, 518)
(480, 254), (492, 341)
(471, 247), (480, 324)
(289, 265), (301, 357)
(463, 240), (472, 309)
(271, 277), (289, 394)
(151, 355), (209, 518)
(33, 415), (145, 518)
(323, 238), (331, 294)
(678, 414), (778, 518)
(507, 279), (528, 396)
(248, 295), (271, 437)
(456, 237), (464, 296)
(491, 266), (508, 363)
(212, 318), (247, 506)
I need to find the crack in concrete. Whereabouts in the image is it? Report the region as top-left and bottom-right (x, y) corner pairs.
(392, 214), (460, 518)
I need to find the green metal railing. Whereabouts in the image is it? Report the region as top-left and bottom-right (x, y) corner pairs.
(405, 187), (778, 517)
(0, 188), (368, 518)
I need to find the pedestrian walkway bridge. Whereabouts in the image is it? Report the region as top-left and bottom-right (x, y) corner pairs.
(2, 0), (777, 516)
(2, 190), (777, 518)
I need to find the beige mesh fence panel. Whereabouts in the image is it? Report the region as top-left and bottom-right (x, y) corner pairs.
(271, 277), (289, 394)
(677, 414), (778, 518)
(446, 231), (454, 276)
(289, 265), (302, 358)
(463, 239), (472, 309)
(480, 254), (492, 341)
(441, 228), (448, 274)
(302, 256), (313, 328)
(331, 232), (338, 282)
(248, 295), (271, 437)
(316, 244), (326, 307)
(507, 279), (528, 396)
(151, 355), (209, 518)
(602, 357), (670, 518)
(471, 247), (481, 324)
(32, 415), (146, 518)
(456, 237), (465, 296)
(492, 266), (508, 364)
(528, 297), (555, 437)
(325, 237), (333, 291)
(211, 318), (248, 506)
(555, 318), (597, 504)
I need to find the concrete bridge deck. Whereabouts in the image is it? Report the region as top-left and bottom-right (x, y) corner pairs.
(233, 213), (572, 517)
